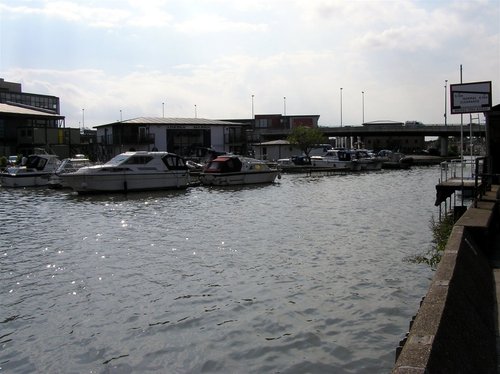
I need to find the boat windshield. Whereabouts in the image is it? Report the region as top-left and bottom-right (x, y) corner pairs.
(162, 155), (187, 170)
(105, 154), (131, 166)
(26, 156), (47, 170)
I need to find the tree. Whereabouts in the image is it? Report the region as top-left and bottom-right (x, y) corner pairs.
(287, 126), (327, 157)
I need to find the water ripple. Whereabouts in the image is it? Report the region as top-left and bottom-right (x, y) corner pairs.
(0, 168), (439, 373)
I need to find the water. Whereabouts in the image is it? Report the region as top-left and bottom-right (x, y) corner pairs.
(0, 167), (439, 373)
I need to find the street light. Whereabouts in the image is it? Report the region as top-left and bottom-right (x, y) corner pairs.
(251, 94), (254, 118)
(362, 91), (365, 124)
(444, 80), (448, 127)
(194, 104), (197, 118)
(284, 96), (287, 116)
(340, 87), (343, 128)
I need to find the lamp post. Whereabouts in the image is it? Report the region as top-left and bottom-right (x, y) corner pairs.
(194, 104), (197, 118)
(162, 102), (165, 118)
(120, 109), (122, 122)
(444, 80), (448, 127)
(284, 96), (286, 116)
(362, 91), (365, 124)
(251, 94), (254, 118)
(340, 87), (343, 128)
(82, 108), (85, 129)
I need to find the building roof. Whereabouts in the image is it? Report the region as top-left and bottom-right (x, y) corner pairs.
(96, 117), (244, 127)
(253, 140), (291, 146)
(0, 103), (63, 118)
(363, 120), (404, 126)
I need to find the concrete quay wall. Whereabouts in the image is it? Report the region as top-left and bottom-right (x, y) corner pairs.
(393, 188), (500, 374)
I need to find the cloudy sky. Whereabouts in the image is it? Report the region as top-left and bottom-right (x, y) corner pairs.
(1, 0), (499, 128)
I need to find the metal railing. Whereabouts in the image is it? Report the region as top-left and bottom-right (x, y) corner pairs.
(439, 156), (480, 184)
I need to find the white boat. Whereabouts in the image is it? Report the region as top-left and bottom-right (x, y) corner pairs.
(350, 150), (383, 171)
(310, 149), (353, 170)
(48, 155), (93, 189)
(199, 155), (280, 186)
(0, 151), (60, 187)
(276, 156), (311, 172)
(377, 150), (413, 169)
(61, 151), (190, 193)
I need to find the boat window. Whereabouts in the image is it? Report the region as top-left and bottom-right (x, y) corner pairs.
(106, 154), (130, 166)
(26, 156), (39, 168)
(338, 151), (351, 161)
(124, 156), (153, 165)
(101, 167), (131, 172)
(206, 157), (242, 173)
(26, 156), (47, 170)
(36, 158), (47, 170)
(162, 155), (188, 170)
(205, 161), (222, 172)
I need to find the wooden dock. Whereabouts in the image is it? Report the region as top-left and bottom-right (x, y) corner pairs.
(435, 177), (479, 206)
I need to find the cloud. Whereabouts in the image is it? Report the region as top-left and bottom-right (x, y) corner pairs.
(174, 13), (268, 34)
(2, 0), (498, 128)
(0, 0), (173, 28)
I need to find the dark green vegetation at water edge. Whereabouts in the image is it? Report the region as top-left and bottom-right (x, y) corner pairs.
(408, 214), (454, 269)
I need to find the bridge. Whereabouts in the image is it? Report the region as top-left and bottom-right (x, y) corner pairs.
(257, 124), (486, 138)
(255, 124), (486, 156)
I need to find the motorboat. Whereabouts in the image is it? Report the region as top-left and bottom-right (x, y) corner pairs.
(185, 159), (204, 176)
(377, 150), (413, 169)
(48, 155), (93, 188)
(199, 155), (280, 186)
(0, 151), (60, 187)
(310, 149), (353, 170)
(276, 155), (311, 172)
(350, 150), (383, 171)
(61, 151), (190, 193)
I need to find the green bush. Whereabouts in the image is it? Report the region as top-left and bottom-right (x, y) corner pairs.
(407, 213), (455, 269)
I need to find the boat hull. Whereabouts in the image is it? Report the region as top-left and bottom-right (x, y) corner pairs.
(0, 172), (52, 187)
(310, 159), (351, 170)
(351, 160), (383, 171)
(199, 170), (279, 186)
(62, 171), (189, 193)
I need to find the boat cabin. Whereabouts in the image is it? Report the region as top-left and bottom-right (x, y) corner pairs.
(204, 156), (242, 173)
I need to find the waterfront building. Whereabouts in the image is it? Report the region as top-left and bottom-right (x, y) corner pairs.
(0, 78), (82, 158)
(361, 120), (425, 153)
(94, 117), (249, 161)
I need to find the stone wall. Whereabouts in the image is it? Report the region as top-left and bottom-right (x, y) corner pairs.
(393, 192), (499, 373)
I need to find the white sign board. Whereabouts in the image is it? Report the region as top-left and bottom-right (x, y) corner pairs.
(450, 81), (492, 114)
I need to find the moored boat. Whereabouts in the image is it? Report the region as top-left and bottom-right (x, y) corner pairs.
(48, 155), (93, 188)
(199, 155), (280, 186)
(0, 151), (60, 187)
(277, 156), (311, 172)
(310, 149), (352, 170)
(61, 151), (189, 193)
(350, 150), (383, 171)
(377, 150), (413, 169)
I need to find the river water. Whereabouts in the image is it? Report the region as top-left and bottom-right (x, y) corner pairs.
(1, 167), (439, 373)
